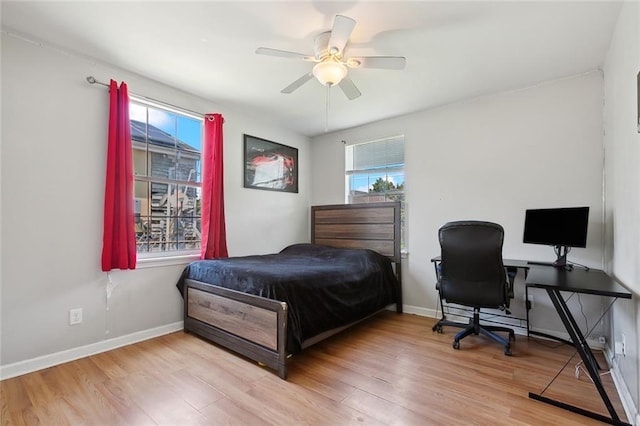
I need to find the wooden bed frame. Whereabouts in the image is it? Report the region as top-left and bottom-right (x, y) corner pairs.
(183, 201), (402, 379)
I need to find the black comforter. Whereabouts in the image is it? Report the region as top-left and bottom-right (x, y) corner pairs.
(177, 243), (398, 353)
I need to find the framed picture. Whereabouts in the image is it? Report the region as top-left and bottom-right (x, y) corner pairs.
(243, 134), (298, 193)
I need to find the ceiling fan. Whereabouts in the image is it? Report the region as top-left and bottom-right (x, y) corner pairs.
(256, 15), (406, 100)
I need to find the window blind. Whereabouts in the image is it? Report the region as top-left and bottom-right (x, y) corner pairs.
(346, 136), (404, 174)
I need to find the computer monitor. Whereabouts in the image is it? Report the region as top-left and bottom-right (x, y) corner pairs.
(523, 206), (589, 267)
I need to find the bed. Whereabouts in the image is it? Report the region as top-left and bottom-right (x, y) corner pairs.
(177, 202), (402, 379)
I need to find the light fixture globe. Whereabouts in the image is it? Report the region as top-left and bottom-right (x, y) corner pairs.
(312, 59), (347, 86)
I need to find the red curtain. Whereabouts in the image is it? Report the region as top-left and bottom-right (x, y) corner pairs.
(200, 113), (228, 259)
(101, 80), (136, 271)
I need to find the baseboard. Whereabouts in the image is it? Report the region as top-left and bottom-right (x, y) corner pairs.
(0, 321), (184, 381)
(527, 325), (606, 350)
(403, 303), (528, 331)
(402, 303), (438, 318)
(402, 303), (605, 348)
(605, 346), (639, 425)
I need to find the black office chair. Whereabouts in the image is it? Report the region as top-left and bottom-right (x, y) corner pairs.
(432, 221), (515, 355)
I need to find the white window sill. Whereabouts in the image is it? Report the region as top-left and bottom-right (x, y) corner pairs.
(136, 253), (200, 269)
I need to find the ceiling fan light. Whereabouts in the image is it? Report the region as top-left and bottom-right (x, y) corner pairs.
(313, 60), (347, 86)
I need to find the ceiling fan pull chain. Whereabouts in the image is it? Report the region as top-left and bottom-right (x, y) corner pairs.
(325, 85), (331, 132)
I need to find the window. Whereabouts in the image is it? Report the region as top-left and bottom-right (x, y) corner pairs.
(345, 135), (405, 248)
(130, 99), (203, 256)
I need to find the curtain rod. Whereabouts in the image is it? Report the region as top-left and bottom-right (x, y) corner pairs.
(86, 76), (211, 120)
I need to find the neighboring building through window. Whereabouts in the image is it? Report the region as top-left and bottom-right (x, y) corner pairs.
(130, 99), (203, 256)
(345, 135), (405, 248)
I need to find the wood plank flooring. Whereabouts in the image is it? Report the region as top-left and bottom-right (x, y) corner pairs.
(1, 312), (628, 425)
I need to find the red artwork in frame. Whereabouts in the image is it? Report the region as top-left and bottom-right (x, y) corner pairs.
(243, 134), (298, 193)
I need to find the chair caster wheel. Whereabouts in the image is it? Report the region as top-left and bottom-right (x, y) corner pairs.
(504, 346), (512, 356)
(433, 324), (443, 333)
(453, 341), (460, 350)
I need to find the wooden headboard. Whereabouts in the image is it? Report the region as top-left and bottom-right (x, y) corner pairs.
(311, 202), (401, 264)
(311, 202), (403, 312)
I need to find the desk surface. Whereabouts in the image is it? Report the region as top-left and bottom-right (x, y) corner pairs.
(430, 256), (530, 269)
(526, 266), (632, 299)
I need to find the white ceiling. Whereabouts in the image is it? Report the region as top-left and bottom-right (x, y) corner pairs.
(1, 1), (622, 137)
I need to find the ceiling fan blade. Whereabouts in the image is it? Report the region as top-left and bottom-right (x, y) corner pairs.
(281, 72), (314, 94)
(338, 76), (361, 100)
(347, 56), (406, 70)
(256, 47), (315, 61)
(328, 15), (356, 55)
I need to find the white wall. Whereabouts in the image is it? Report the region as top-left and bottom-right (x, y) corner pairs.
(603, 1), (640, 417)
(312, 71), (606, 336)
(0, 33), (311, 371)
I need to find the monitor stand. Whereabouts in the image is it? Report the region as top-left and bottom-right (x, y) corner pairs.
(552, 245), (569, 268)
(528, 246), (571, 269)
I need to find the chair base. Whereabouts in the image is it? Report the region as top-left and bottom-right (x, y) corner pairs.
(432, 308), (515, 356)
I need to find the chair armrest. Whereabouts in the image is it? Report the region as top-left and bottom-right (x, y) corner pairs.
(505, 267), (517, 298)
(504, 267), (518, 308)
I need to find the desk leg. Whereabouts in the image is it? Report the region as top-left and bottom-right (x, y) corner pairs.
(525, 286), (530, 337)
(547, 289), (603, 380)
(529, 288), (628, 425)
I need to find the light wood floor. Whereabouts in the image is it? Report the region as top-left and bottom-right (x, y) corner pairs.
(1, 312), (628, 425)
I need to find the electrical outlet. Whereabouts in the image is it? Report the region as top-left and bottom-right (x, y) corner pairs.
(598, 336), (606, 345)
(69, 308), (83, 325)
(615, 335), (626, 357)
(524, 294), (534, 309)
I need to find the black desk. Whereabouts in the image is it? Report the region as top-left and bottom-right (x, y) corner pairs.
(526, 266), (632, 426)
(430, 256), (529, 271)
